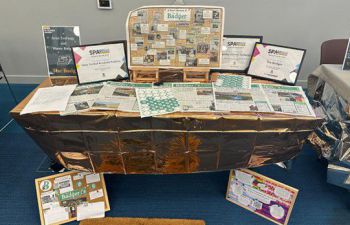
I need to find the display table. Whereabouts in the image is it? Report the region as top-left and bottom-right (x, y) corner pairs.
(11, 78), (322, 174)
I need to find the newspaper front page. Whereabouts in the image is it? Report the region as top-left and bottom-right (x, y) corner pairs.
(172, 83), (216, 112)
(91, 82), (152, 112)
(60, 83), (103, 115)
(214, 84), (273, 112)
(261, 84), (316, 117)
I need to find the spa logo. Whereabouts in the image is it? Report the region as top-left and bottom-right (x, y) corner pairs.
(227, 42), (246, 47)
(268, 49), (288, 56)
(89, 49), (110, 56)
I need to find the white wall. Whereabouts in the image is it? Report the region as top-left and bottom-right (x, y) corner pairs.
(0, 0), (349, 85)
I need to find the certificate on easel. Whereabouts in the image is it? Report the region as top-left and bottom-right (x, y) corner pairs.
(247, 43), (306, 85)
(219, 35), (262, 72)
(72, 42), (129, 84)
(342, 38), (350, 70)
(42, 26), (81, 77)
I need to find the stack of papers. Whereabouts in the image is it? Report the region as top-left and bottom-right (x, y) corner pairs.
(21, 85), (76, 115)
(21, 74), (316, 118)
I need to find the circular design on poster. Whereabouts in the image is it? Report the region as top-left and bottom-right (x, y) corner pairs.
(73, 27), (80, 37)
(40, 180), (52, 192)
(269, 204), (285, 220)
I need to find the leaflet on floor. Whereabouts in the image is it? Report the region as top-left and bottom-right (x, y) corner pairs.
(60, 83), (104, 115)
(91, 82), (152, 111)
(261, 84), (316, 117)
(226, 169), (298, 225)
(172, 83), (216, 112)
(214, 84), (273, 112)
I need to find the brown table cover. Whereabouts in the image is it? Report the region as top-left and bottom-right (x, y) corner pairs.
(11, 78), (323, 174)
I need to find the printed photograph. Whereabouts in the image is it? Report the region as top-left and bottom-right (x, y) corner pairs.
(92, 101), (120, 109)
(212, 10), (220, 20)
(72, 85), (103, 96)
(215, 92), (253, 101)
(277, 92), (304, 102)
(132, 23), (141, 35)
(197, 88), (213, 96)
(197, 43), (210, 54)
(112, 88), (136, 97)
(194, 10), (204, 23)
(74, 102), (89, 111)
(185, 58), (197, 67)
(144, 55), (155, 64)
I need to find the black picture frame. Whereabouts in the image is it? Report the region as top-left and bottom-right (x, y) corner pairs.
(246, 42), (306, 86)
(71, 40), (129, 85)
(211, 35), (263, 74)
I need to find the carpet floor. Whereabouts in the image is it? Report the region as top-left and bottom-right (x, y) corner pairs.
(0, 84), (349, 225)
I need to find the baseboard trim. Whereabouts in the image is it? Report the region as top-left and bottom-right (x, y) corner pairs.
(1, 75), (47, 84)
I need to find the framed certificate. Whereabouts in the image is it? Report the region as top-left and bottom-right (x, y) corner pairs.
(247, 43), (306, 85)
(42, 26), (81, 77)
(342, 38), (350, 70)
(217, 35), (263, 72)
(72, 41), (129, 84)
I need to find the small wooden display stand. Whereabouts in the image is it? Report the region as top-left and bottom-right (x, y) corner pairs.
(131, 67), (210, 83)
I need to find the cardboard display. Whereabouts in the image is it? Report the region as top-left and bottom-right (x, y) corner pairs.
(35, 171), (110, 225)
(226, 169), (298, 225)
(126, 5), (224, 69)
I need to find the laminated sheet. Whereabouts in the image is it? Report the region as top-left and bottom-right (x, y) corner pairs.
(11, 79), (323, 174)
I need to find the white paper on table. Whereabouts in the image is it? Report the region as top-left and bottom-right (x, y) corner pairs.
(89, 188), (104, 200)
(20, 85), (76, 115)
(77, 202), (105, 221)
(86, 173), (101, 184)
(44, 206), (69, 225)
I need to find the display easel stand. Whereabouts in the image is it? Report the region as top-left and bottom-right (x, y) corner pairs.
(131, 67), (210, 83)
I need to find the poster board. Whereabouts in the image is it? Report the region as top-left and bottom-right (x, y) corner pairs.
(35, 171), (110, 225)
(226, 169), (298, 225)
(126, 5), (224, 69)
(42, 26), (81, 78)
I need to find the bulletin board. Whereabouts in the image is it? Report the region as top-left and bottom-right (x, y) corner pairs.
(126, 5), (225, 68)
(35, 171), (110, 225)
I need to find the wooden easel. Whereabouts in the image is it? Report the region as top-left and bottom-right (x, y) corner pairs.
(131, 67), (210, 83)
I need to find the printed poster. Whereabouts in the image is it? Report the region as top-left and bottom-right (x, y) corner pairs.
(226, 169), (298, 225)
(42, 26), (81, 77)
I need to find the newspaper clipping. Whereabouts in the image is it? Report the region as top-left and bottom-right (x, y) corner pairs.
(60, 84), (103, 115)
(261, 84), (316, 117)
(214, 84), (273, 112)
(92, 82), (152, 112)
(172, 83), (216, 112)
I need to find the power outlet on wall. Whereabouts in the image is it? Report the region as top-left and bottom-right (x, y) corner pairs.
(97, 0), (112, 9)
